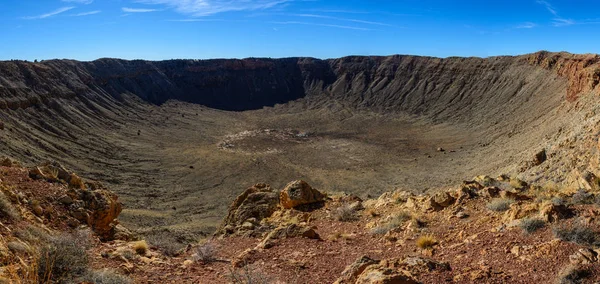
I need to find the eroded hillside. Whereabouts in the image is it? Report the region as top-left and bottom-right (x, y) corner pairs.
(1, 51), (600, 247)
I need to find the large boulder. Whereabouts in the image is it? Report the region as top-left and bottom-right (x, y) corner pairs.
(334, 256), (379, 284)
(216, 183), (279, 236)
(280, 180), (324, 209)
(80, 189), (123, 240)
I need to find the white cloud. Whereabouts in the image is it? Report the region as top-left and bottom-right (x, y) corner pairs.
(271, 21), (371, 31)
(22, 6), (75, 19)
(552, 18), (575, 27)
(62, 0), (94, 4)
(122, 7), (160, 13)
(536, 0), (557, 15)
(72, 10), (102, 16)
(516, 22), (537, 29)
(294, 13), (393, 27)
(134, 0), (291, 16)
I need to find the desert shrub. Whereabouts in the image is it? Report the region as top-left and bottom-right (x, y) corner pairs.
(228, 264), (272, 284)
(370, 211), (413, 235)
(553, 223), (600, 246)
(194, 242), (218, 263)
(519, 218), (546, 234)
(81, 269), (132, 284)
(0, 191), (20, 220)
(332, 204), (358, 222)
(146, 231), (185, 256)
(37, 230), (91, 282)
(557, 265), (590, 284)
(571, 189), (593, 204)
(132, 240), (148, 255)
(486, 198), (514, 212)
(416, 235), (438, 249)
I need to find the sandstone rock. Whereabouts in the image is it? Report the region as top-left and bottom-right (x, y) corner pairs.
(216, 183), (279, 236)
(480, 187), (501, 198)
(539, 202), (571, 222)
(334, 255), (378, 284)
(474, 176), (497, 187)
(503, 203), (539, 222)
(280, 180), (324, 209)
(402, 257), (450, 273)
(356, 266), (418, 284)
(83, 189), (123, 240)
(499, 190), (531, 201)
(232, 248), (257, 268)
(264, 223), (320, 240)
(569, 248), (597, 265)
(432, 192), (455, 207)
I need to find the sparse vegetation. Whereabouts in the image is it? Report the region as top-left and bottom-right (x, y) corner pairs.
(37, 230), (91, 282)
(370, 211), (413, 235)
(416, 235), (438, 249)
(81, 269), (132, 284)
(571, 189), (593, 204)
(553, 223), (600, 246)
(519, 217), (546, 234)
(557, 265), (590, 284)
(132, 240), (149, 255)
(228, 264), (272, 284)
(147, 231), (185, 256)
(332, 203), (358, 222)
(486, 198), (514, 212)
(194, 242), (218, 263)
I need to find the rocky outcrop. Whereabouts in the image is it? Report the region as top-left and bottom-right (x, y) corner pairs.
(336, 256), (449, 284)
(279, 180), (325, 209)
(216, 183), (279, 236)
(27, 162), (123, 240)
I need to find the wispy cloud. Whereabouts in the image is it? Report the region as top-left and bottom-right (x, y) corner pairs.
(168, 18), (224, 22)
(552, 18), (575, 27)
(72, 10), (101, 16)
(134, 0), (291, 16)
(271, 21), (372, 31)
(122, 7), (160, 13)
(293, 13), (393, 27)
(62, 0), (93, 4)
(536, 0), (557, 15)
(516, 22), (537, 29)
(22, 6), (75, 19)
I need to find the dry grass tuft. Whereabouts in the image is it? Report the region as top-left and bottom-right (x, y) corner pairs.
(132, 240), (148, 255)
(194, 242), (218, 263)
(416, 235), (438, 249)
(486, 198), (514, 212)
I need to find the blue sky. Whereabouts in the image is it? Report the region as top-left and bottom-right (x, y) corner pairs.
(1, 0), (599, 61)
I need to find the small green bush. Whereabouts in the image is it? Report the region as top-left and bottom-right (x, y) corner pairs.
(486, 198), (514, 212)
(519, 218), (546, 234)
